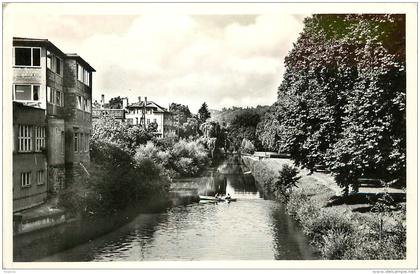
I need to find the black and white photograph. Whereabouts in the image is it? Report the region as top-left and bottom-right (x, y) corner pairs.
(2, 2), (417, 270)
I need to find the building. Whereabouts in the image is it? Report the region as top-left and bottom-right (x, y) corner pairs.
(12, 37), (95, 212)
(12, 102), (48, 211)
(91, 94), (126, 123)
(125, 96), (175, 137)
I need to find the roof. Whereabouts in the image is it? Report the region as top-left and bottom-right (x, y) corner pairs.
(65, 53), (96, 72)
(13, 101), (45, 111)
(126, 101), (169, 112)
(13, 37), (95, 72)
(13, 37), (66, 58)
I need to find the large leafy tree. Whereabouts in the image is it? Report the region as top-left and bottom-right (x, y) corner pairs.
(271, 14), (405, 193)
(91, 116), (153, 155)
(108, 96), (123, 109)
(228, 110), (263, 152)
(169, 103), (192, 125)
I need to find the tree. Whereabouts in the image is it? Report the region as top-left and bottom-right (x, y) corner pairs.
(198, 102), (211, 124)
(108, 96), (123, 109)
(227, 109), (263, 152)
(272, 14), (405, 194)
(91, 116), (152, 155)
(169, 103), (192, 125)
(274, 164), (301, 202)
(147, 121), (158, 133)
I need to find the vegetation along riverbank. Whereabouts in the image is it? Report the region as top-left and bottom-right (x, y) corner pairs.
(243, 156), (406, 260)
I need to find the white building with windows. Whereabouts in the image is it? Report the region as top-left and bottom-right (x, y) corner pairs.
(125, 97), (175, 138)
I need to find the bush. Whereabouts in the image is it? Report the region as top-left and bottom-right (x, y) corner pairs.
(241, 138), (255, 154)
(274, 164), (301, 201)
(135, 139), (209, 178)
(59, 141), (170, 217)
(320, 228), (355, 259)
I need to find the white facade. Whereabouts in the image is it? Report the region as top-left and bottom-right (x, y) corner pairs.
(125, 100), (175, 137)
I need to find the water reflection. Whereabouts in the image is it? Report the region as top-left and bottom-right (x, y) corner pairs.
(39, 158), (316, 261)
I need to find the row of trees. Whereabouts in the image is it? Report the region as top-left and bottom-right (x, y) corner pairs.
(257, 14), (406, 193)
(60, 106), (218, 217)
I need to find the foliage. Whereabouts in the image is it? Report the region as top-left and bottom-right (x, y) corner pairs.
(147, 121), (158, 133)
(135, 139), (209, 177)
(169, 103), (192, 125)
(199, 121), (227, 155)
(198, 102), (211, 124)
(227, 109), (264, 152)
(179, 117), (199, 138)
(244, 156), (406, 259)
(59, 141), (170, 217)
(108, 96), (123, 109)
(274, 164), (301, 201)
(211, 105), (269, 127)
(286, 189), (406, 260)
(91, 116), (152, 155)
(240, 138), (255, 154)
(255, 103), (283, 152)
(266, 14), (406, 192)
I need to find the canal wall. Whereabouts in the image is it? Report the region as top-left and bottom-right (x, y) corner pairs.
(241, 155), (407, 260)
(241, 156), (294, 200)
(13, 197), (171, 262)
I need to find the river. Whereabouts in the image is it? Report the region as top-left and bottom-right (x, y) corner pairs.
(37, 157), (317, 261)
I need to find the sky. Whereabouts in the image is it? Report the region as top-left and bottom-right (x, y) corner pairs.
(5, 3), (307, 113)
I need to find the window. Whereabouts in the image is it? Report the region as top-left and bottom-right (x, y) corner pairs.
(84, 98), (91, 112)
(36, 170), (45, 185)
(77, 63), (90, 86)
(55, 57), (61, 74)
(47, 87), (64, 106)
(153, 118), (157, 123)
(147, 119), (150, 125)
(85, 134), (89, 152)
(14, 85), (31, 100)
(47, 86), (52, 103)
(80, 133), (84, 152)
(14, 85), (41, 101)
(35, 126), (45, 152)
(47, 51), (62, 75)
(55, 90), (62, 106)
(76, 95), (83, 110)
(18, 125), (32, 152)
(60, 131), (65, 155)
(136, 117), (139, 125)
(14, 47), (40, 67)
(21, 172), (31, 188)
(47, 51), (52, 69)
(33, 86), (40, 101)
(77, 64), (83, 82)
(74, 132), (79, 152)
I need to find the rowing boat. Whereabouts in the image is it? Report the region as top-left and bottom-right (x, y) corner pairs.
(199, 195), (237, 202)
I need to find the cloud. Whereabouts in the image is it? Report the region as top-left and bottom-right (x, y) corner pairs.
(7, 9), (307, 113)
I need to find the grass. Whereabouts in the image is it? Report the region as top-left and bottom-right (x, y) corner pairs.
(243, 156), (406, 260)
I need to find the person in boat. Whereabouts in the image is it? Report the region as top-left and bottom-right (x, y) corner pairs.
(215, 193), (219, 199)
(226, 193), (231, 200)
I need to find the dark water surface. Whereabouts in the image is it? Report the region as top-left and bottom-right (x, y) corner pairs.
(38, 159), (317, 261)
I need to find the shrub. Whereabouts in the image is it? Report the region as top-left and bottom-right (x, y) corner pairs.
(320, 228), (355, 259)
(274, 164), (301, 201)
(241, 138), (255, 154)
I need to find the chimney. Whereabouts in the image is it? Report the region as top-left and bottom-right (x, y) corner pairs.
(138, 96), (142, 103)
(145, 96), (148, 106)
(122, 97), (129, 109)
(101, 94), (105, 109)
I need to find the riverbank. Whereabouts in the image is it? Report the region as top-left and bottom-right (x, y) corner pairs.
(242, 156), (406, 260)
(14, 196), (171, 261)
